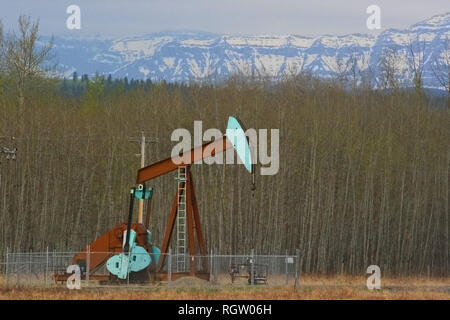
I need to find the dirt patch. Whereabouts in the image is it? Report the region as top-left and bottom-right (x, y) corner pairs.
(166, 276), (218, 289)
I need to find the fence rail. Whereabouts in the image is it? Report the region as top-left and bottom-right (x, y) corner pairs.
(1, 249), (301, 288)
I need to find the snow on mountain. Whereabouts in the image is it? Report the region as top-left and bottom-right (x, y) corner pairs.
(49, 12), (450, 89)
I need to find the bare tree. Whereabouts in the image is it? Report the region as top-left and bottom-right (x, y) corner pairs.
(323, 42), (352, 86)
(407, 34), (427, 97)
(378, 47), (403, 92)
(431, 36), (450, 108)
(0, 21), (3, 51)
(1, 15), (53, 113)
(347, 53), (360, 89)
(0, 20), (4, 73)
(347, 52), (373, 90)
(359, 65), (376, 91)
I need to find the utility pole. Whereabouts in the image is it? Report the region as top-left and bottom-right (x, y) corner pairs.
(129, 132), (158, 224)
(138, 132), (145, 223)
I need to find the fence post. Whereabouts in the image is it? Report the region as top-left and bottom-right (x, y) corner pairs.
(285, 249), (289, 286)
(16, 251), (20, 287)
(168, 248), (172, 282)
(209, 249), (213, 283)
(250, 248), (255, 285)
(5, 247), (8, 287)
(294, 248), (300, 289)
(29, 249), (32, 286)
(45, 246), (49, 287)
(86, 245), (90, 284)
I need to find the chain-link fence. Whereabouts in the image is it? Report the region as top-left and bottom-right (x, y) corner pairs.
(0, 249), (301, 289)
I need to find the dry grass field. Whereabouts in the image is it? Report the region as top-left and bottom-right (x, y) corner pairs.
(0, 275), (448, 300)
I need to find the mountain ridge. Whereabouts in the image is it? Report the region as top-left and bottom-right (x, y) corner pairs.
(49, 12), (450, 89)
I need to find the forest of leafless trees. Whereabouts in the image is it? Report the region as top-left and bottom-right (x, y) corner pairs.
(0, 17), (448, 276)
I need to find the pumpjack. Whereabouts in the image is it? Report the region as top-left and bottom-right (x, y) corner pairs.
(56, 116), (254, 283)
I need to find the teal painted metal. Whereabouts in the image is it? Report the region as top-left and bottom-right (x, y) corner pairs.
(135, 186), (152, 200)
(151, 245), (161, 265)
(128, 245), (151, 272)
(106, 230), (151, 279)
(146, 231), (161, 265)
(226, 116), (253, 172)
(107, 253), (130, 279)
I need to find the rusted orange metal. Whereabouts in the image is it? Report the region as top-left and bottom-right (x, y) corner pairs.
(185, 168), (197, 276)
(72, 222), (150, 273)
(137, 136), (232, 183)
(189, 170), (209, 272)
(156, 185), (183, 272)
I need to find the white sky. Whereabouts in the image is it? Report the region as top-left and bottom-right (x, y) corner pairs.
(0, 0), (449, 37)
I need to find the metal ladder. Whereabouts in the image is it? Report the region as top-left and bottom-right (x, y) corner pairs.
(176, 166), (187, 272)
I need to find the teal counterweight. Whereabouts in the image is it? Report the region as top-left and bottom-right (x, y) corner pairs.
(107, 230), (152, 279)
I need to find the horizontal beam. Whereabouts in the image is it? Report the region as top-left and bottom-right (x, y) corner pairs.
(136, 136), (232, 183)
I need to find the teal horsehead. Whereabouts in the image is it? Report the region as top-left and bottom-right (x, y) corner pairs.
(226, 116), (253, 172)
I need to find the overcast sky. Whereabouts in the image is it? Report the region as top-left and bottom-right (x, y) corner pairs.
(1, 0), (449, 38)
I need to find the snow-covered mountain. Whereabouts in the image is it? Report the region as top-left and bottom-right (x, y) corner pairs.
(49, 12), (450, 89)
